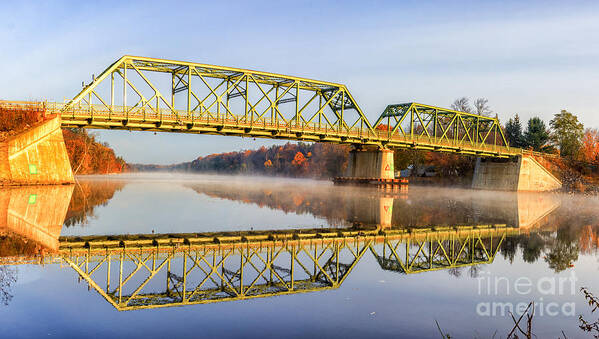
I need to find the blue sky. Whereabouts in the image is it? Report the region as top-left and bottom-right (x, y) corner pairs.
(1, 0), (598, 164)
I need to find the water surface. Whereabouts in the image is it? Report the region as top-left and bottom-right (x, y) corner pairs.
(1, 173), (598, 338)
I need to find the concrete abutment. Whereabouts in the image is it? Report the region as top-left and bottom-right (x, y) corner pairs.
(472, 155), (561, 191)
(0, 116), (74, 186)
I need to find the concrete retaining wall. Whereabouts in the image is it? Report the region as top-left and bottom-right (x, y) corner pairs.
(472, 155), (562, 191)
(346, 149), (394, 179)
(0, 116), (74, 185)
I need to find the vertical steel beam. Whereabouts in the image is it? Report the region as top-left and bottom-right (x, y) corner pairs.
(119, 251), (124, 304)
(410, 107), (414, 138)
(340, 91), (345, 133)
(123, 63), (127, 120)
(107, 252), (111, 292)
(187, 67), (192, 120)
(244, 75), (249, 122)
(171, 72), (176, 109)
(318, 94), (322, 130)
(290, 245), (295, 290)
(273, 85), (278, 125)
(110, 73), (114, 120)
(182, 252), (187, 302)
(240, 248), (245, 296)
(295, 83), (300, 127)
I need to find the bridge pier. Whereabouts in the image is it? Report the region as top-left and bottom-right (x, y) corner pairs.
(472, 155), (561, 191)
(345, 148), (394, 179)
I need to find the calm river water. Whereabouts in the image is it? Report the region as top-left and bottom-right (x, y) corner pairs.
(1, 173), (599, 338)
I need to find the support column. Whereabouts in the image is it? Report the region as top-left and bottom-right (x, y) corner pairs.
(345, 148), (394, 179)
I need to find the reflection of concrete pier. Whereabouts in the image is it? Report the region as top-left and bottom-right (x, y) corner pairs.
(513, 193), (561, 230)
(0, 185), (73, 255)
(471, 192), (561, 230)
(349, 191), (561, 230)
(188, 183), (562, 229)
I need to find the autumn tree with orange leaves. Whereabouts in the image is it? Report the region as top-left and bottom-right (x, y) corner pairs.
(581, 128), (599, 164)
(62, 128), (128, 174)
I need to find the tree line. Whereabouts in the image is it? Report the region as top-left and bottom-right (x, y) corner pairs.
(175, 142), (350, 178)
(62, 128), (128, 175)
(453, 97), (597, 164)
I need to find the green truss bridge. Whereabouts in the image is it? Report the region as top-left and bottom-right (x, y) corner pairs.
(48, 56), (515, 158)
(2, 56), (560, 190)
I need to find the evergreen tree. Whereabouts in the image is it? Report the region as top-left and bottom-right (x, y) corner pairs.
(549, 109), (584, 158)
(504, 114), (523, 148)
(523, 117), (550, 151)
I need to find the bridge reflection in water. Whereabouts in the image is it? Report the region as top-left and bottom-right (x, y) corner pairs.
(0, 183), (561, 311)
(58, 226), (514, 310)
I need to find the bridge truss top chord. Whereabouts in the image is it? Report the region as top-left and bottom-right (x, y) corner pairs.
(45, 56), (521, 158)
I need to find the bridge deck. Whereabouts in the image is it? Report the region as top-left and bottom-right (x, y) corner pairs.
(52, 103), (517, 157)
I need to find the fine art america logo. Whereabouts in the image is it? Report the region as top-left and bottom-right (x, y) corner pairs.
(476, 271), (577, 317)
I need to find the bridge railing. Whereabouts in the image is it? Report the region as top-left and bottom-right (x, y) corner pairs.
(49, 101), (520, 157)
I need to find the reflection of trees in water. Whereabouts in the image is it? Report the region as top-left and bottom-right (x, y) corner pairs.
(544, 229), (579, 272)
(500, 237), (519, 264)
(0, 234), (48, 258)
(520, 233), (544, 263)
(187, 184), (518, 228)
(447, 266), (483, 278)
(187, 184), (352, 227)
(0, 234), (29, 306)
(447, 267), (462, 278)
(498, 231), (580, 273)
(468, 265), (482, 278)
(64, 181), (125, 227)
(0, 266), (16, 306)
(444, 197), (599, 277)
(491, 200), (599, 274)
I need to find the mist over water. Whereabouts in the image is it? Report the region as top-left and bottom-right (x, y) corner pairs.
(2, 173), (599, 338)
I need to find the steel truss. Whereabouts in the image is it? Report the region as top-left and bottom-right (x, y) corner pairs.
(373, 103), (509, 155)
(56, 56), (374, 142)
(370, 228), (505, 274)
(54, 225), (516, 311)
(45, 56), (519, 157)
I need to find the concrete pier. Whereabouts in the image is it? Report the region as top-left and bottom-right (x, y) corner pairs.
(0, 115), (74, 186)
(472, 155), (561, 191)
(345, 148), (394, 179)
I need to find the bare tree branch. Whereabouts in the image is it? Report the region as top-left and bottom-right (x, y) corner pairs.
(451, 97), (473, 114)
